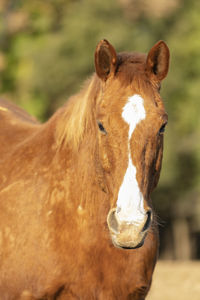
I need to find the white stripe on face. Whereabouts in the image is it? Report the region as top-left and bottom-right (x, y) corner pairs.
(116, 95), (146, 224)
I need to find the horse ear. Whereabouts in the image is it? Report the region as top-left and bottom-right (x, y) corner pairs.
(146, 40), (170, 81)
(95, 39), (117, 81)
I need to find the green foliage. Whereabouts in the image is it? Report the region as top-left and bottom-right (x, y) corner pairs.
(155, 0), (200, 209)
(0, 0), (166, 118)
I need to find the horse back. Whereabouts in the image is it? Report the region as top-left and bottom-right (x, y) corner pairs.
(0, 99), (40, 158)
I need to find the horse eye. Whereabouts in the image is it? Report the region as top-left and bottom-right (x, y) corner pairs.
(98, 121), (107, 134)
(159, 123), (167, 135)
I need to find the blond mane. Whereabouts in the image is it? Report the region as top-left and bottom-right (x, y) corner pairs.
(54, 75), (101, 150)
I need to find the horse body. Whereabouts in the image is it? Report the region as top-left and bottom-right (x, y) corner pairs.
(0, 40), (169, 299)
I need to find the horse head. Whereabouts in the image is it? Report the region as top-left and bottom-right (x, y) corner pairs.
(94, 39), (169, 249)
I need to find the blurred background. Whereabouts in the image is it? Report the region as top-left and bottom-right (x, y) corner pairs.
(0, 0), (200, 263)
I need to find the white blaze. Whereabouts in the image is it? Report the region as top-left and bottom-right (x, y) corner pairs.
(116, 94), (146, 224)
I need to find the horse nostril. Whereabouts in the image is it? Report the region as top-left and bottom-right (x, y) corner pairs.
(142, 210), (152, 232)
(107, 209), (119, 234)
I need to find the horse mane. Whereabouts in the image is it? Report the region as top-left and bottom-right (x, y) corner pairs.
(54, 74), (101, 150)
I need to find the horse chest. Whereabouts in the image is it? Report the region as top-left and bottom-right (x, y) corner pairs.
(51, 240), (155, 299)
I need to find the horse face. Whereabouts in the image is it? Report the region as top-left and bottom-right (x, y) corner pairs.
(95, 40), (169, 249)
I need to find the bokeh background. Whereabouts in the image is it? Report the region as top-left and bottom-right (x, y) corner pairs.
(0, 0), (200, 265)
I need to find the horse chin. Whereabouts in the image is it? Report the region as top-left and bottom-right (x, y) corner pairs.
(121, 241), (144, 250)
(110, 231), (147, 250)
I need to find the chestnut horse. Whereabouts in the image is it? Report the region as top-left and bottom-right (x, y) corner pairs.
(0, 39), (169, 299)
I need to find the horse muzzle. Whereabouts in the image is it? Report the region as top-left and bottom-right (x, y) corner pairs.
(107, 208), (152, 249)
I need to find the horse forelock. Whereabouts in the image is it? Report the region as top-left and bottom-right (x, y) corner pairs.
(115, 52), (164, 107)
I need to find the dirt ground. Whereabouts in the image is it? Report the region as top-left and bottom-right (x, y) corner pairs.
(147, 260), (200, 300)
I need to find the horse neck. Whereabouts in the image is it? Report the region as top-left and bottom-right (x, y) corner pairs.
(42, 77), (112, 251)
(50, 75), (107, 210)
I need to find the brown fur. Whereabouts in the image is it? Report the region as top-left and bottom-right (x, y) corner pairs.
(0, 40), (169, 299)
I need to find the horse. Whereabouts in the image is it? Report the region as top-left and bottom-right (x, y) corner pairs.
(0, 39), (170, 299)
